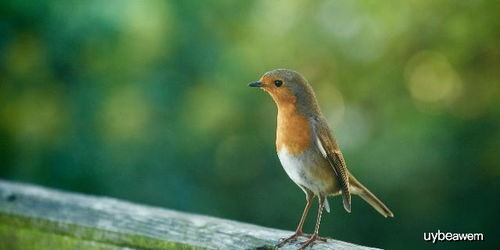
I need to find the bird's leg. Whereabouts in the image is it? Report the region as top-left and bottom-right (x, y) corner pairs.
(276, 194), (314, 247)
(298, 196), (327, 250)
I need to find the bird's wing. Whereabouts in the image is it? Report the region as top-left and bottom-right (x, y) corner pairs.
(312, 116), (351, 212)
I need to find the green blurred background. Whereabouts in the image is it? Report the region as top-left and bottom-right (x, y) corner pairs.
(0, 0), (498, 249)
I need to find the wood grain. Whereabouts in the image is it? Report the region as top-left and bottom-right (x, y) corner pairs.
(0, 180), (380, 250)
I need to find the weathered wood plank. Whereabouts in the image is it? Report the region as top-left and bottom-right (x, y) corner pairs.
(0, 180), (379, 249)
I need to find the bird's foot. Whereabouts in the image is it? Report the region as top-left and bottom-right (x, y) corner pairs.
(298, 233), (327, 242)
(276, 231), (307, 248)
(297, 233), (326, 250)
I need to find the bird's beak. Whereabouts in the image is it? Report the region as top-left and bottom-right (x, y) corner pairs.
(248, 81), (263, 88)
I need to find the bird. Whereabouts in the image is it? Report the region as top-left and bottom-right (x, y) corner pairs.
(248, 69), (393, 249)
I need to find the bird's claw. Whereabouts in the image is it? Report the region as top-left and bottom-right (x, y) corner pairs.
(276, 231), (305, 247)
(297, 234), (327, 250)
(277, 232), (327, 248)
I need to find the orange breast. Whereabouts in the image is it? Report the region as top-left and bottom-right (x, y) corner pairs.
(276, 105), (312, 155)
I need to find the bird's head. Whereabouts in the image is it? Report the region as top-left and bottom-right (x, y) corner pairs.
(249, 69), (319, 114)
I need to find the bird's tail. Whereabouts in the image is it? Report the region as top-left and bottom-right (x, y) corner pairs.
(349, 174), (394, 218)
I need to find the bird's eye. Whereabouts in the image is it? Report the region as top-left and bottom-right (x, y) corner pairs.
(274, 80), (283, 87)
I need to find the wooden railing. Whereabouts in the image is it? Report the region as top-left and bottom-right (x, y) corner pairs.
(0, 180), (378, 249)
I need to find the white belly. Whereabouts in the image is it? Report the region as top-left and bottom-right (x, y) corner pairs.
(277, 147), (337, 195)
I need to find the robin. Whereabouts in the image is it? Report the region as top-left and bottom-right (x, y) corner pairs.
(248, 69), (393, 249)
